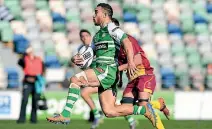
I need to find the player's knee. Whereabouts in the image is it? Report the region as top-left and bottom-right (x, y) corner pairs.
(138, 98), (149, 106)
(70, 76), (77, 83)
(102, 107), (117, 118)
(70, 76), (81, 85)
(81, 90), (88, 98)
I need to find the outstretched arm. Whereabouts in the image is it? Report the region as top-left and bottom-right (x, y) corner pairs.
(118, 54), (142, 71)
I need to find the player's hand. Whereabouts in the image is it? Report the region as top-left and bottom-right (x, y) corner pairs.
(127, 61), (138, 78)
(73, 54), (84, 65)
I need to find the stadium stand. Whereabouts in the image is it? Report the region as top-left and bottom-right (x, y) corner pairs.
(0, 0), (212, 90)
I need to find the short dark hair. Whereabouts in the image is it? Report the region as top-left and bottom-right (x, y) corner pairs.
(112, 18), (120, 26)
(97, 3), (113, 18)
(79, 29), (91, 37)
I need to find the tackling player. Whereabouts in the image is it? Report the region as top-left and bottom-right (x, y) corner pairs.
(112, 18), (169, 129)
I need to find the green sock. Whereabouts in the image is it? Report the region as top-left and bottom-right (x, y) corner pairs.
(61, 86), (80, 117)
(124, 115), (135, 125)
(133, 105), (146, 115)
(92, 109), (101, 119)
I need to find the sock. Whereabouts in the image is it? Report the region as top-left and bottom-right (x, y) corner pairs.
(124, 115), (135, 125)
(151, 100), (161, 110)
(133, 105), (146, 115)
(92, 109), (101, 119)
(61, 83), (80, 117)
(155, 112), (165, 129)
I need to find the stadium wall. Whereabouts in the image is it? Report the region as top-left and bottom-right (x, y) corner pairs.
(1, 91), (212, 120)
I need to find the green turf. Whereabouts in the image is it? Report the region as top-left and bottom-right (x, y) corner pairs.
(0, 120), (211, 129)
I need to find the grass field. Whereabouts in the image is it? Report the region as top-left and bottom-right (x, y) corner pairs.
(0, 120), (211, 129)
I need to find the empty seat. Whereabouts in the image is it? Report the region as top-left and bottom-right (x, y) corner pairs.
(168, 23), (182, 36)
(207, 3), (212, 13)
(66, 9), (80, 22)
(53, 22), (66, 32)
(153, 22), (167, 33)
(137, 9), (151, 22)
(0, 21), (10, 30)
(187, 54), (201, 67)
(202, 52), (212, 65)
(5, 67), (20, 88)
(169, 34), (182, 43)
(183, 34), (197, 45)
(44, 40), (56, 56)
(1, 28), (13, 42)
(40, 32), (52, 42)
(193, 13), (208, 24)
(64, 0), (78, 9)
(181, 20), (194, 33)
(196, 34), (210, 44)
(199, 43), (211, 54)
(45, 55), (61, 68)
(186, 45), (198, 55)
(171, 43), (185, 55)
(13, 34), (30, 54)
(195, 23), (209, 34)
(160, 67), (176, 88)
(123, 12), (137, 23)
(36, 0), (49, 10)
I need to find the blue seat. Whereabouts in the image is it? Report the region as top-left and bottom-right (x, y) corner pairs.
(51, 12), (66, 23)
(168, 24), (182, 36)
(193, 13), (208, 24)
(13, 34), (29, 54)
(45, 55), (61, 68)
(160, 67), (176, 88)
(207, 4), (212, 13)
(5, 67), (19, 88)
(123, 12), (137, 23)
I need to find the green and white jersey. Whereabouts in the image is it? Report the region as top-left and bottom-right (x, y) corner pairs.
(93, 22), (128, 66)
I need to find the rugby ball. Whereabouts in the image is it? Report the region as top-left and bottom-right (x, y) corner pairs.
(78, 45), (94, 69)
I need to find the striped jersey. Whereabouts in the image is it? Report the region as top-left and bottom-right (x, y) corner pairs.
(93, 22), (127, 66)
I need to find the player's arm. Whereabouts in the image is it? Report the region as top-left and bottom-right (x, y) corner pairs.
(108, 23), (137, 76)
(71, 54), (83, 65)
(118, 53), (142, 71)
(121, 37), (137, 75)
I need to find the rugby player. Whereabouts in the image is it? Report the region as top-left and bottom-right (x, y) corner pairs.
(112, 18), (169, 129)
(72, 29), (137, 129)
(46, 3), (156, 127)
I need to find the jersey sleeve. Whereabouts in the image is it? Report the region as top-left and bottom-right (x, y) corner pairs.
(108, 22), (128, 43)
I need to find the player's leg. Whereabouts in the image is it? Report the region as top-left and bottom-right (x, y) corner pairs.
(95, 66), (139, 117)
(98, 88), (156, 128)
(136, 75), (164, 128)
(81, 87), (98, 110)
(81, 87), (104, 125)
(46, 68), (101, 124)
(99, 89), (133, 116)
(151, 98), (170, 120)
(120, 84), (138, 129)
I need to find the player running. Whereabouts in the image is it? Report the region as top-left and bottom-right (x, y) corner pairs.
(46, 3), (156, 127)
(72, 29), (137, 129)
(111, 18), (170, 129)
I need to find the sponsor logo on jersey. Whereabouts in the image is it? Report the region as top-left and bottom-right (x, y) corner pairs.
(95, 43), (108, 50)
